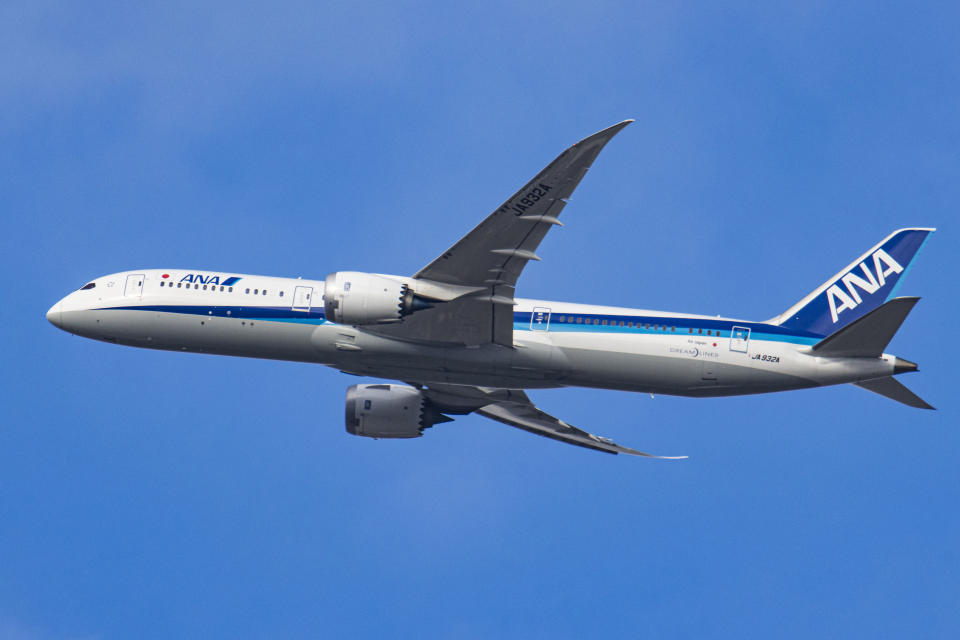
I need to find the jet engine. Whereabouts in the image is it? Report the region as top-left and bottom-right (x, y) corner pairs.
(323, 272), (431, 325)
(345, 384), (452, 439)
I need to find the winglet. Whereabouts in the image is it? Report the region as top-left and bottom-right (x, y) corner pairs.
(573, 119), (634, 150)
(624, 447), (690, 460)
(624, 449), (689, 460)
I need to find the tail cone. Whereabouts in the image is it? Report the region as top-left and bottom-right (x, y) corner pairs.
(893, 357), (918, 374)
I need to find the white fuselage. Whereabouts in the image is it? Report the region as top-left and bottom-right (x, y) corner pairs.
(47, 269), (900, 397)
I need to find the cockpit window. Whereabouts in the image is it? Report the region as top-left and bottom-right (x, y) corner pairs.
(79, 282), (96, 291)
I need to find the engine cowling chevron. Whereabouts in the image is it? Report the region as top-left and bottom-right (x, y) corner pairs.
(323, 272), (431, 325)
(344, 384), (453, 439)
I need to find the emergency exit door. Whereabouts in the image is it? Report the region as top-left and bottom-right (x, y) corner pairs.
(531, 307), (551, 331)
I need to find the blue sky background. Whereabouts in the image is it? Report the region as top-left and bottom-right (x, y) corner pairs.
(2, 2), (958, 638)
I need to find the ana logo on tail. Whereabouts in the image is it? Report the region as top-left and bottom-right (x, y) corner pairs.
(826, 249), (903, 323)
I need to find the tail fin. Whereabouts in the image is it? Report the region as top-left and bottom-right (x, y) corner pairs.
(769, 228), (934, 335)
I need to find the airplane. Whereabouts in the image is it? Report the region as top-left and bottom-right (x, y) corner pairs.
(46, 120), (935, 458)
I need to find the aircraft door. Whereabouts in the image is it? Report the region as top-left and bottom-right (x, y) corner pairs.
(292, 286), (313, 312)
(730, 326), (750, 352)
(124, 274), (144, 297)
(531, 307), (551, 331)
(700, 361), (718, 381)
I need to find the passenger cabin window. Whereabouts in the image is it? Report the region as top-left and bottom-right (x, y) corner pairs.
(246, 288), (250, 294)
(79, 282), (96, 290)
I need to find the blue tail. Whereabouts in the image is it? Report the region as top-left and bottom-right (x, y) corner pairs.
(770, 228), (934, 336)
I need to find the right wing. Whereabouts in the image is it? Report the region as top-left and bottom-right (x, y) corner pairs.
(422, 384), (686, 458)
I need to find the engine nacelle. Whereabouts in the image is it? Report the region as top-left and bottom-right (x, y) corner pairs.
(345, 384), (451, 439)
(323, 272), (430, 325)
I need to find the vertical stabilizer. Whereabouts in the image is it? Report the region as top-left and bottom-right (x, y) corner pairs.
(769, 228), (933, 336)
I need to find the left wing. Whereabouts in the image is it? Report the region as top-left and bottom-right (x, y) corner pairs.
(422, 384), (686, 458)
(371, 120), (633, 346)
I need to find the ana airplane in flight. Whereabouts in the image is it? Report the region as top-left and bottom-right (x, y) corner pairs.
(47, 121), (934, 457)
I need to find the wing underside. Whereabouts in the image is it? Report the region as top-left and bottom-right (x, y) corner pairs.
(421, 384), (685, 458)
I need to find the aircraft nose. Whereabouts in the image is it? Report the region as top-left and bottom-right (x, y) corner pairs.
(46, 300), (63, 329)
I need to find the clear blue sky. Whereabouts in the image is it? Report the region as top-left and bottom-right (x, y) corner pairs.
(3, 2), (958, 638)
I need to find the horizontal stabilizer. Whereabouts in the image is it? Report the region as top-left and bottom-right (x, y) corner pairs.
(854, 376), (934, 410)
(812, 297), (919, 358)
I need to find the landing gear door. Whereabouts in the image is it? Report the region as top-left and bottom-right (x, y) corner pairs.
(730, 325), (750, 353)
(531, 307), (551, 331)
(292, 286), (313, 312)
(124, 274), (144, 298)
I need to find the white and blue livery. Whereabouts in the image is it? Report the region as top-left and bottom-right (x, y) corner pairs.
(47, 121), (934, 456)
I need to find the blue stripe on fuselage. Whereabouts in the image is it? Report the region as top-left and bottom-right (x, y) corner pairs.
(99, 305), (329, 324)
(513, 311), (823, 344)
(99, 304), (822, 345)
(514, 322), (819, 345)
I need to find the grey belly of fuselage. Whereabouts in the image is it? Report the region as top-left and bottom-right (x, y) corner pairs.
(67, 310), (817, 397)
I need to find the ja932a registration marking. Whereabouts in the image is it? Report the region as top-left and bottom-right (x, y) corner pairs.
(508, 183), (552, 215)
(751, 353), (780, 363)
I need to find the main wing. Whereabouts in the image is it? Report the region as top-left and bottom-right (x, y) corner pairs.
(422, 384), (686, 458)
(370, 120), (633, 346)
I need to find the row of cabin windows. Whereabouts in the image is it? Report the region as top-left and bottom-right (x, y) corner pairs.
(555, 315), (675, 330)
(159, 281), (284, 297)
(553, 315), (720, 336)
